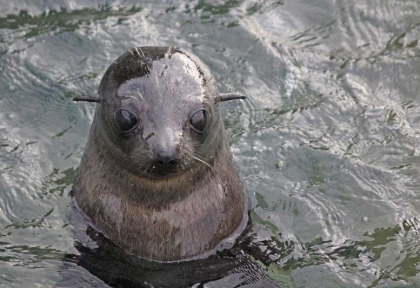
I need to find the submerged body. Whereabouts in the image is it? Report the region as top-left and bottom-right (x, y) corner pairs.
(72, 47), (245, 261)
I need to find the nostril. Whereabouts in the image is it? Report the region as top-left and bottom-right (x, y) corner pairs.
(156, 154), (177, 166)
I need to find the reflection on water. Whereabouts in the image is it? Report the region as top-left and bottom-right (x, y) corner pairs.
(1, 0), (420, 287)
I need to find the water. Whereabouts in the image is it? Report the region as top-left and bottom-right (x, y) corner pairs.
(1, 0), (420, 287)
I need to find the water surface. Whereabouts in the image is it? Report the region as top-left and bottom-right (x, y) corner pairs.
(1, 0), (420, 287)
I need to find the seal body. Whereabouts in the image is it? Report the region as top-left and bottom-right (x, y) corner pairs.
(72, 47), (245, 261)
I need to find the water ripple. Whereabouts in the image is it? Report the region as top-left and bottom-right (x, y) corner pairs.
(1, 0), (420, 287)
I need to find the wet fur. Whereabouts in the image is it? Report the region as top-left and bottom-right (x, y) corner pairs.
(73, 47), (245, 261)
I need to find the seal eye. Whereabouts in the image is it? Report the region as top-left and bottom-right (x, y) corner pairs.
(189, 109), (209, 133)
(115, 109), (138, 133)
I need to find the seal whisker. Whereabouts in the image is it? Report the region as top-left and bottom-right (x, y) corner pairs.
(143, 163), (152, 174)
(138, 47), (145, 57)
(183, 147), (217, 175)
(136, 90), (144, 100)
(191, 155), (216, 175)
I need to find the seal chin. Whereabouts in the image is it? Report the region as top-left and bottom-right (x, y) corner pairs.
(149, 168), (180, 178)
(142, 164), (184, 180)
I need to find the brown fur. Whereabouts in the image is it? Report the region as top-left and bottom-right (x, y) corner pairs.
(73, 47), (245, 261)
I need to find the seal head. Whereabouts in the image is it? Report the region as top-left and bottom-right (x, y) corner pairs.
(73, 46), (246, 261)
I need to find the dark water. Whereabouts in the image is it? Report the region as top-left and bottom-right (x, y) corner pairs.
(1, 0), (420, 287)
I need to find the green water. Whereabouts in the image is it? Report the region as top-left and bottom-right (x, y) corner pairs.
(1, 0), (420, 287)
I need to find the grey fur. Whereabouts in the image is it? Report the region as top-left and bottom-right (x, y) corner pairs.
(73, 46), (245, 261)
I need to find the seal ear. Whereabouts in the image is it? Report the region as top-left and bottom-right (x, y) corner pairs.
(216, 93), (246, 103)
(73, 95), (100, 103)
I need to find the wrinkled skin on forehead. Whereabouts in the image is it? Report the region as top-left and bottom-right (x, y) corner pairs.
(96, 47), (221, 179)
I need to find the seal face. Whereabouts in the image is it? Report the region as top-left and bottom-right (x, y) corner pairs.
(73, 46), (245, 261)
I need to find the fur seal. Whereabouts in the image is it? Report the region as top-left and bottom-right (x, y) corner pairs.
(72, 46), (247, 261)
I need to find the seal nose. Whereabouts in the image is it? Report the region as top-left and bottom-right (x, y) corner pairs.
(147, 128), (180, 173)
(153, 151), (179, 176)
(156, 152), (177, 167)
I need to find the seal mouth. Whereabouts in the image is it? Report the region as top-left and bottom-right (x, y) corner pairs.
(145, 164), (183, 179)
